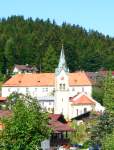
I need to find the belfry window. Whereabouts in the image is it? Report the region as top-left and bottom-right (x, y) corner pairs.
(59, 83), (66, 90)
(59, 84), (62, 90)
(63, 84), (65, 90)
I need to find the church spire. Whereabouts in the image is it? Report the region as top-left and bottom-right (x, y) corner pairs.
(55, 45), (69, 75)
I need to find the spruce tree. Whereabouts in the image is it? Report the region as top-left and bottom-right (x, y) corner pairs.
(42, 44), (58, 72)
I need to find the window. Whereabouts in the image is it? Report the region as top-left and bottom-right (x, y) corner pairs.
(42, 88), (48, 92)
(8, 88), (11, 92)
(84, 108), (87, 113)
(63, 84), (65, 90)
(72, 87), (75, 91)
(17, 88), (19, 92)
(82, 87), (84, 92)
(76, 109), (78, 116)
(59, 84), (62, 90)
(49, 102), (51, 105)
(48, 108), (50, 111)
(26, 88), (29, 94)
(59, 84), (66, 90)
(35, 88), (37, 92)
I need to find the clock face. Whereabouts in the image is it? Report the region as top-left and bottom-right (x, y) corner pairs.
(61, 77), (64, 80)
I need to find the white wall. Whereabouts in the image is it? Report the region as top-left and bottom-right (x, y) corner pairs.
(13, 67), (21, 74)
(69, 104), (94, 119)
(2, 86), (54, 98)
(69, 86), (92, 97)
(54, 70), (70, 119)
(40, 100), (54, 113)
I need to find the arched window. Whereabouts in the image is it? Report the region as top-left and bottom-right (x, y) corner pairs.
(63, 84), (65, 90)
(59, 84), (62, 90)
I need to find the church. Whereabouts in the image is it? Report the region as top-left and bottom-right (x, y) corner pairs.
(1, 47), (104, 120)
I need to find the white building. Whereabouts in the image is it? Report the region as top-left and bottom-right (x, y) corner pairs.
(13, 64), (38, 74)
(2, 47), (104, 120)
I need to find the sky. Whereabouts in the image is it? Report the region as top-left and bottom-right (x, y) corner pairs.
(0, 0), (114, 37)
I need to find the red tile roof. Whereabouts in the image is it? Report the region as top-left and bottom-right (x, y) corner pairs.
(70, 94), (95, 105)
(49, 114), (62, 121)
(3, 71), (91, 87)
(49, 114), (74, 132)
(49, 120), (74, 132)
(0, 97), (7, 101)
(69, 72), (92, 86)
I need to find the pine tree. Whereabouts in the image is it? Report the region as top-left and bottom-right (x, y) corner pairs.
(42, 45), (58, 72)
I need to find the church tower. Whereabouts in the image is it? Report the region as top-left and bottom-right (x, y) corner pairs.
(54, 46), (70, 119)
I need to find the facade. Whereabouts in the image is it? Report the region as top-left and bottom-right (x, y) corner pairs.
(13, 64), (38, 74)
(2, 47), (104, 119)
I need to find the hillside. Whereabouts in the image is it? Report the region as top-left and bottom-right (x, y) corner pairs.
(0, 16), (114, 74)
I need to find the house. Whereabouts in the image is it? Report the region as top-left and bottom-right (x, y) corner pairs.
(49, 114), (74, 147)
(69, 93), (104, 119)
(13, 64), (38, 74)
(2, 47), (104, 120)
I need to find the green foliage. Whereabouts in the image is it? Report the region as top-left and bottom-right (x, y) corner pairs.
(0, 16), (114, 73)
(42, 44), (58, 72)
(102, 129), (114, 150)
(103, 71), (114, 111)
(69, 120), (88, 144)
(90, 111), (114, 147)
(0, 93), (51, 150)
(92, 86), (104, 104)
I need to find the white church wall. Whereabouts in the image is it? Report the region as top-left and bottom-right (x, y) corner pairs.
(69, 86), (92, 97)
(54, 70), (70, 119)
(2, 86), (54, 98)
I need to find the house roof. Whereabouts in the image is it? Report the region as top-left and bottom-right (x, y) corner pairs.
(0, 97), (7, 101)
(69, 71), (92, 86)
(3, 71), (92, 87)
(49, 120), (74, 132)
(3, 73), (55, 87)
(49, 114), (62, 121)
(14, 64), (37, 71)
(49, 114), (74, 132)
(70, 93), (95, 105)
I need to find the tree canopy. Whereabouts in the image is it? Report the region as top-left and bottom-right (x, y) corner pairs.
(0, 93), (51, 150)
(0, 16), (114, 74)
(102, 71), (114, 111)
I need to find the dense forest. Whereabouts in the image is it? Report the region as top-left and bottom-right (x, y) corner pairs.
(0, 15), (114, 74)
